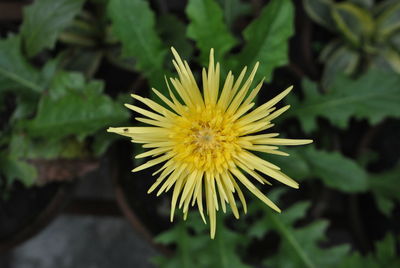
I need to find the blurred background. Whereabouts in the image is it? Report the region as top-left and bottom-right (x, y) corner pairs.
(0, 0), (399, 267)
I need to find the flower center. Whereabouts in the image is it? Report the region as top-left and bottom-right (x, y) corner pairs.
(171, 107), (239, 172)
(193, 125), (218, 150)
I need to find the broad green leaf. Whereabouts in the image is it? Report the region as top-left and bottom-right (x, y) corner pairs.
(331, 2), (374, 47)
(186, 0), (237, 64)
(108, 0), (166, 88)
(25, 72), (129, 140)
(0, 35), (41, 94)
(303, 0), (335, 30)
(288, 69), (400, 133)
(20, 0), (85, 57)
(234, 0), (294, 82)
(266, 146), (368, 192)
(368, 166), (400, 216)
(8, 133), (83, 160)
(301, 147), (368, 192)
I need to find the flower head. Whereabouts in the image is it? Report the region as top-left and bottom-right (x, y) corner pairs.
(108, 48), (312, 238)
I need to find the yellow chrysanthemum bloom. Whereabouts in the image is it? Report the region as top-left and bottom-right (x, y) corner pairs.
(108, 48), (312, 238)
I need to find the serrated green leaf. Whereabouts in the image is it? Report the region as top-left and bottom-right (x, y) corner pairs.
(266, 146), (368, 192)
(249, 194), (350, 268)
(303, 0), (336, 30)
(249, 200), (311, 238)
(288, 69), (400, 133)
(26, 72), (129, 140)
(304, 147), (368, 192)
(20, 0), (85, 58)
(154, 214), (250, 268)
(234, 0), (294, 82)
(108, 0), (166, 88)
(0, 35), (41, 94)
(186, 0), (237, 64)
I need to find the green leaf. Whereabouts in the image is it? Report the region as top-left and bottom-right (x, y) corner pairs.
(234, 0), (294, 82)
(155, 214), (250, 268)
(321, 45), (360, 88)
(0, 35), (41, 94)
(382, 48), (400, 73)
(376, 1), (400, 39)
(249, 194), (350, 268)
(266, 146), (368, 193)
(331, 2), (374, 47)
(108, 0), (166, 88)
(0, 153), (37, 186)
(20, 0), (85, 58)
(339, 234), (400, 268)
(303, 0), (336, 31)
(349, 0), (374, 9)
(186, 0), (237, 64)
(288, 69), (400, 133)
(302, 147), (368, 192)
(216, 0), (252, 27)
(368, 166), (400, 216)
(25, 72), (129, 140)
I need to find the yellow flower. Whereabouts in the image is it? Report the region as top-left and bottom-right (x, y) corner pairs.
(108, 48), (312, 238)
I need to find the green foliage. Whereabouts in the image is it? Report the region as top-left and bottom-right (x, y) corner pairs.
(1, 0), (398, 267)
(216, 0), (252, 27)
(288, 69), (400, 133)
(108, 0), (167, 88)
(233, 0), (294, 82)
(249, 190), (350, 268)
(339, 234), (400, 268)
(304, 0), (400, 87)
(25, 72), (129, 140)
(267, 146), (368, 192)
(157, 15), (194, 61)
(186, 0), (237, 64)
(20, 0), (85, 58)
(0, 153), (37, 187)
(154, 214), (250, 268)
(0, 35), (41, 94)
(368, 166), (400, 216)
